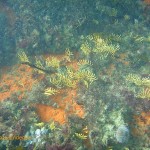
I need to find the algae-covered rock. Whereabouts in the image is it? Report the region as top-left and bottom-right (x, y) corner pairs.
(0, 12), (16, 66)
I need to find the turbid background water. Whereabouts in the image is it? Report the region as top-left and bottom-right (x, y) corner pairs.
(0, 0), (150, 149)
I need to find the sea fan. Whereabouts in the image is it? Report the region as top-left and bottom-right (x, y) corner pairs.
(45, 57), (60, 69)
(44, 87), (58, 96)
(17, 51), (30, 63)
(138, 88), (150, 100)
(115, 125), (129, 143)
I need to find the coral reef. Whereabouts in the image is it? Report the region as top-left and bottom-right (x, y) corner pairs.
(126, 73), (150, 100)
(0, 0), (150, 149)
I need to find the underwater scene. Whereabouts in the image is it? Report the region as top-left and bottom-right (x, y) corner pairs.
(0, 0), (150, 150)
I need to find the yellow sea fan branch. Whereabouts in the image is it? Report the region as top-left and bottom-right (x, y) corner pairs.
(50, 76), (62, 87)
(126, 74), (150, 87)
(49, 122), (56, 130)
(17, 51), (29, 63)
(63, 48), (74, 62)
(75, 70), (97, 84)
(65, 48), (73, 58)
(46, 57), (60, 68)
(75, 133), (87, 140)
(77, 59), (92, 66)
(44, 87), (58, 96)
(85, 70), (97, 84)
(58, 73), (77, 88)
(141, 78), (150, 87)
(66, 67), (75, 79)
(80, 34), (119, 57)
(137, 88), (150, 100)
(80, 42), (91, 56)
(35, 56), (44, 69)
(126, 74), (141, 85)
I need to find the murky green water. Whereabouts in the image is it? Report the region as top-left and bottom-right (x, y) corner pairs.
(0, 0), (150, 150)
